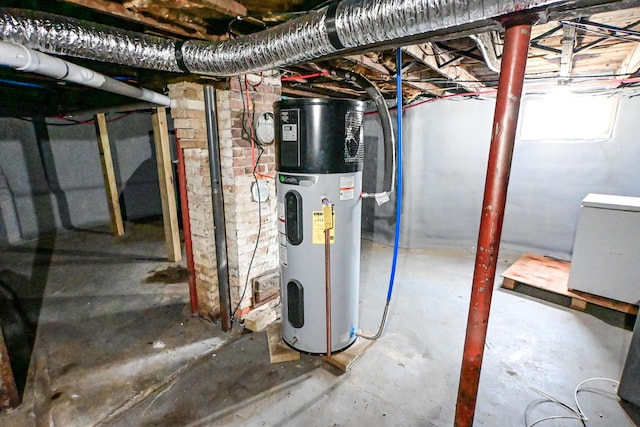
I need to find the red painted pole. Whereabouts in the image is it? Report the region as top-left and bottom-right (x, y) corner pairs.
(454, 23), (532, 427)
(176, 137), (199, 315)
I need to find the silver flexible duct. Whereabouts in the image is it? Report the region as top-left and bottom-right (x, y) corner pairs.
(0, 8), (180, 72)
(182, 12), (334, 75)
(0, 0), (588, 77)
(470, 32), (502, 73)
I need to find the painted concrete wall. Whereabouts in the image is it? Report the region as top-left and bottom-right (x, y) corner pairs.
(0, 113), (162, 245)
(363, 94), (640, 257)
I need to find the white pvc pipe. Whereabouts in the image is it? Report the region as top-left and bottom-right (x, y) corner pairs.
(0, 40), (170, 106)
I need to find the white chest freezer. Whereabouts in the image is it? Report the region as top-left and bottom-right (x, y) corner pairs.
(568, 193), (640, 305)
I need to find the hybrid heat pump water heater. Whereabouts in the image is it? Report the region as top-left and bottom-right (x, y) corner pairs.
(275, 98), (364, 354)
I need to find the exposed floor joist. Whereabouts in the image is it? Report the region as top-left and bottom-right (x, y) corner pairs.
(618, 42), (640, 76)
(343, 53), (443, 97)
(559, 23), (578, 79)
(64, 0), (223, 39)
(402, 43), (485, 93)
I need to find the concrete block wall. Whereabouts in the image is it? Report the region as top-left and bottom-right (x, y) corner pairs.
(0, 115), (161, 246)
(168, 75), (280, 320)
(363, 94), (640, 257)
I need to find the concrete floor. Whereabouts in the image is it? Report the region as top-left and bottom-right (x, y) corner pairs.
(0, 220), (636, 426)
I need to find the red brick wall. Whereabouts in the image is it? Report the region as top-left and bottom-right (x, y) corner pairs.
(168, 75), (281, 321)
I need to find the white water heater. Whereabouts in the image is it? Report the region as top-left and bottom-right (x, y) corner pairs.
(275, 98), (364, 354)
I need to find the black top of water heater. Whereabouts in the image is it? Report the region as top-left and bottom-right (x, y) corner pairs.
(274, 98), (365, 174)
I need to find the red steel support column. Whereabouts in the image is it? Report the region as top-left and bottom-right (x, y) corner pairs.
(176, 138), (199, 315)
(454, 23), (532, 427)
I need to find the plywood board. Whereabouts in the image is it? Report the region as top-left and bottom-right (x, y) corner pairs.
(267, 322), (299, 364)
(322, 337), (374, 373)
(244, 306), (277, 332)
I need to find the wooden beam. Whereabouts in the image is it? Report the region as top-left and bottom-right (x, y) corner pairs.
(281, 87), (331, 98)
(64, 0), (218, 40)
(0, 321), (20, 410)
(403, 78), (448, 96)
(123, 0), (247, 21)
(197, 0), (247, 17)
(559, 24), (577, 79)
(399, 70), (451, 95)
(618, 43), (640, 76)
(152, 107), (182, 262)
(345, 54), (391, 77)
(403, 43), (485, 93)
(95, 113), (125, 237)
(344, 53), (443, 96)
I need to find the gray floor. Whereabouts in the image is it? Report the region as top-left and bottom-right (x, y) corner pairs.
(0, 221), (635, 426)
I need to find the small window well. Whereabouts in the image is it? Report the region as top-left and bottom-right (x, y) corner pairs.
(519, 93), (618, 141)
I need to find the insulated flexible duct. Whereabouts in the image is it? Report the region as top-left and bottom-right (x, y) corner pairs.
(0, 9), (180, 72)
(0, 0), (587, 77)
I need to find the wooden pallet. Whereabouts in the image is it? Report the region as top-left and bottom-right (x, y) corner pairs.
(501, 253), (638, 315)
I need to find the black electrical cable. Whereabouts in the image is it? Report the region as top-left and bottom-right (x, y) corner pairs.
(232, 146), (265, 324)
(231, 76), (265, 325)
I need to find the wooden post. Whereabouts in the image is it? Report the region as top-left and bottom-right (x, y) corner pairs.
(94, 113), (125, 236)
(152, 107), (181, 262)
(0, 321), (20, 409)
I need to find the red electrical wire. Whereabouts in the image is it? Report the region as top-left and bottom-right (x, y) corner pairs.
(363, 75), (640, 116)
(281, 70), (329, 82)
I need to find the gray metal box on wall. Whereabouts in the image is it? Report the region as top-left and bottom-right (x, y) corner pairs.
(568, 193), (640, 304)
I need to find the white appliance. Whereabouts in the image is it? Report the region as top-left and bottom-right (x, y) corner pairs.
(568, 193), (640, 304)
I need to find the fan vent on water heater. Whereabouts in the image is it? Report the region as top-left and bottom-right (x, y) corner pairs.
(344, 109), (364, 163)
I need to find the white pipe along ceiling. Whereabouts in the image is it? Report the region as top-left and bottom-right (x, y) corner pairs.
(1, 0), (638, 77)
(0, 41), (170, 106)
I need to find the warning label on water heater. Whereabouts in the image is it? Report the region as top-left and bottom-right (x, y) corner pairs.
(312, 211), (335, 245)
(339, 176), (355, 201)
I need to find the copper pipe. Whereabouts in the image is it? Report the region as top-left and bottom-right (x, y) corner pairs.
(325, 227), (332, 358)
(176, 137), (198, 315)
(454, 22), (532, 427)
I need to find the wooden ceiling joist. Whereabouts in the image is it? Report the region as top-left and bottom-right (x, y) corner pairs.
(344, 54), (391, 77)
(559, 23), (578, 78)
(64, 0), (220, 40)
(282, 87), (331, 98)
(123, 0), (247, 19)
(194, 0), (247, 17)
(618, 42), (640, 76)
(402, 43), (485, 93)
(344, 54), (443, 96)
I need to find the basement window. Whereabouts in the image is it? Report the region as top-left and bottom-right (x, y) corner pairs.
(519, 93), (618, 141)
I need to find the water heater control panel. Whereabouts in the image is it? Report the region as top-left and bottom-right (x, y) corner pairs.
(279, 109), (300, 168)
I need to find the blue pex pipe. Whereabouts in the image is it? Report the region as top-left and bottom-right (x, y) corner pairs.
(386, 48), (403, 301)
